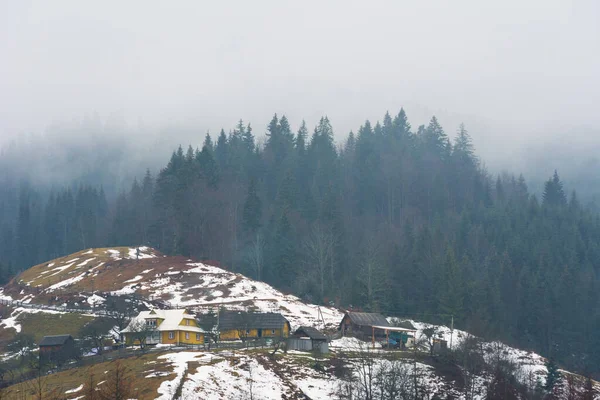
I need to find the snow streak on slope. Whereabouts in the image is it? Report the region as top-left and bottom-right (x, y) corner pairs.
(8, 247), (343, 331)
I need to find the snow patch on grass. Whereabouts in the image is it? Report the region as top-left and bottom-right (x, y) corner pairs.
(77, 258), (96, 267)
(123, 275), (143, 283)
(65, 384), (83, 394)
(46, 262), (75, 278)
(155, 352), (201, 400)
(46, 272), (87, 291)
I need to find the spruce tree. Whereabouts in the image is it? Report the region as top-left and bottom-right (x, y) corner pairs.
(423, 116), (448, 155)
(453, 123), (476, 165)
(203, 132), (213, 152)
(196, 145), (219, 188)
(544, 358), (561, 392)
(542, 170), (567, 207)
(215, 129), (228, 169)
(392, 108), (411, 139)
(295, 120), (308, 154)
(242, 178), (262, 234)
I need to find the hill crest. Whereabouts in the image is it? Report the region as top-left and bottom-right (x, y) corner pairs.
(1, 247), (343, 331)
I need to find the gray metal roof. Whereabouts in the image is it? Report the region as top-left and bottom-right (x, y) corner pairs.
(345, 312), (390, 327)
(218, 311), (289, 331)
(39, 335), (73, 347)
(294, 326), (327, 340)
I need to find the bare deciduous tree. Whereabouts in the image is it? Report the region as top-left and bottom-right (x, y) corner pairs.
(359, 236), (388, 310)
(246, 231), (265, 281)
(83, 368), (99, 400)
(304, 224), (336, 300)
(420, 326), (441, 356)
(126, 318), (157, 350)
(98, 360), (134, 400)
(336, 343), (413, 400)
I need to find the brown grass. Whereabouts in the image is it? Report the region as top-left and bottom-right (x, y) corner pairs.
(7, 247), (198, 298)
(19, 312), (94, 343)
(1, 351), (176, 400)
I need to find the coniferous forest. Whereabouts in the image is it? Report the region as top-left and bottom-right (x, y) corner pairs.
(1, 110), (600, 375)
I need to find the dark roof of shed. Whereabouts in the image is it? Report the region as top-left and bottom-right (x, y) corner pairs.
(393, 320), (417, 330)
(218, 311), (290, 331)
(294, 326), (327, 340)
(345, 312), (390, 327)
(39, 335), (73, 346)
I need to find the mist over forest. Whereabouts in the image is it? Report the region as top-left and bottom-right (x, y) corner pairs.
(3, 115), (600, 207)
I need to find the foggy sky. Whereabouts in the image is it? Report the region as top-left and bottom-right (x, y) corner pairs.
(1, 0), (599, 162)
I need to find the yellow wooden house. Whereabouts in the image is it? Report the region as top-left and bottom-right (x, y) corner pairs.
(122, 309), (204, 346)
(217, 311), (290, 341)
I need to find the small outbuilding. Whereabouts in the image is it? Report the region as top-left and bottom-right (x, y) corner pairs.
(339, 312), (391, 338)
(39, 334), (78, 366)
(288, 326), (329, 353)
(39, 334), (75, 353)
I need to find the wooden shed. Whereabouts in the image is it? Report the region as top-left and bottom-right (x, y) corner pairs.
(288, 326), (329, 353)
(39, 334), (75, 353)
(339, 312), (390, 338)
(39, 334), (77, 365)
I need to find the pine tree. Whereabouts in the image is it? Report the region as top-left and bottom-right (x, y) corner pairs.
(544, 358), (561, 392)
(439, 246), (465, 320)
(453, 123), (476, 165)
(215, 129), (228, 168)
(197, 144), (219, 188)
(423, 116), (449, 155)
(203, 132), (214, 152)
(382, 111), (393, 137)
(242, 123), (255, 153)
(542, 170), (567, 207)
(392, 108), (411, 139)
(296, 120), (308, 154)
(242, 178), (262, 234)
(267, 211), (297, 288)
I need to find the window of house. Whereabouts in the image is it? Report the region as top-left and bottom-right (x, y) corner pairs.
(246, 329), (250, 335)
(185, 332), (189, 340)
(271, 329), (275, 335)
(169, 332), (174, 339)
(196, 333), (201, 340)
(186, 319), (190, 326)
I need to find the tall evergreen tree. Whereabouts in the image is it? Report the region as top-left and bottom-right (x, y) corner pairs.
(242, 178), (262, 234)
(542, 170), (567, 207)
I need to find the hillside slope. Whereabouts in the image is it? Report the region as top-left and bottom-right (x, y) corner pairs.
(0, 248), (599, 399)
(0, 247), (342, 331)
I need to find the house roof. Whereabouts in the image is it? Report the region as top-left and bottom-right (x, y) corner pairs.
(344, 312), (390, 327)
(393, 320), (417, 330)
(294, 326), (327, 340)
(39, 335), (73, 346)
(122, 309), (204, 333)
(218, 311), (290, 331)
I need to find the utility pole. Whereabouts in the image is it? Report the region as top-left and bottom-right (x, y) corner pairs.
(317, 306), (326, 330)
(450, 314), (454, 350)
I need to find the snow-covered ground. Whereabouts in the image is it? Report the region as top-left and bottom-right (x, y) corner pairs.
(126, 261), (343, 330)
(399, 318), (550, 390)
(153, 350), (344, 400)
(146, 349), (470, 400)
(9, 247), (343, 331)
